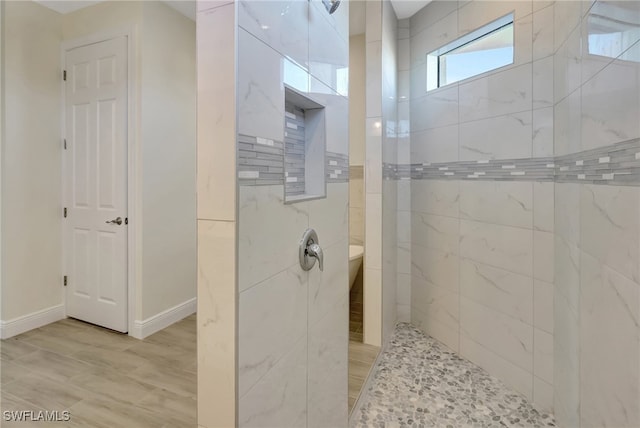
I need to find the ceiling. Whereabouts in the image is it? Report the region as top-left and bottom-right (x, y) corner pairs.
(35, 0), (428, 37)
(350, 0), (432, 35)
(34, 0), (196, 20)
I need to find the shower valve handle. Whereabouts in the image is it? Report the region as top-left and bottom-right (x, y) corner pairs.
(307, 243), (324, 271)
(299, 228), (324, 272)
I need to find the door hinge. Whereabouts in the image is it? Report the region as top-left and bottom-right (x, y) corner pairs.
(63, 207), (67, 218)
(63, 139), (67, 150)
(63, 70), (67, 81)
(63, 276), (68, 286)
(125, 217), (128, 225)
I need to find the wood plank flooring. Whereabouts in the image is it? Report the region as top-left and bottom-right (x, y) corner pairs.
(0, 315), (196, 428)
(348, 268), (379, 413)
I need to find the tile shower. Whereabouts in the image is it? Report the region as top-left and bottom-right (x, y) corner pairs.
(196, 0), (640, 426)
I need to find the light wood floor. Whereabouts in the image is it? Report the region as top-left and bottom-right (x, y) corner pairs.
(0, 315), (196, 428)
(348, 268), (379, 412)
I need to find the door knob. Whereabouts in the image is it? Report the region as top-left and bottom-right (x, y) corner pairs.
(106, 217), (123, 225)
(299, 229), (324, 271)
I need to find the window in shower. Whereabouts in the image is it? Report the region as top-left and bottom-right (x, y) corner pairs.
(427, 13), (514, 91)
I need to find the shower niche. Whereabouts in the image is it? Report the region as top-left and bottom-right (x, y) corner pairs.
(283, 86), (326, 203)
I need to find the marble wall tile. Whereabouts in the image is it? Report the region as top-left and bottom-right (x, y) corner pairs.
(533, 328), (553, 385)
(534, 279), (554, 334)
(397, 242), (411, 275)
(365, 193), (382, 270)
(197, 4), (237, 222)
(307, 296), (348, 428)
(308, 3), (348, 93)
(459, 64), (532, 122)
(410, 10), (458, 66)
(554, 88), (581, 156)
(411, 180), (460, 218)
(397, 272), (411, 307)
(397, 180), (411, 211)
(581, 59), (640, 151)
(197, 219), (236, 428)
(579, 252), (640, 428)
(410, 62), (427, 98)
(238, 28), (285, 142)
(532, 107), (554, 158)
(397, 210), (412, 244)
(580, 184), (639, 283)
(366, 41), (382, 115)
(411, 282), (460, 352)
(533, 377), (554, 412)
(460, 297), (533, 372)
(513, 15), (534, 67)
(398, 70), (410, 101)
(459, 258), (533, 324)
(554, 0), (582, 53)
(410, 0), (458, 38)
(460, 329), (533, 400)
(238, 266), (307, 397)
(411, 244), (459, 292)
(410, 125), (459, 164)
(308, 240), (349, 325)
(459, 181), (533, 229)
(533, 182), (554, 233)
(457, 1), (533, 36)
(238, 185), (309, 291)
(238, 0), (308, 70)
(534, 230), (554, 283)
(411, 213), (459, 254)
(411, 85), (459, 132)
(459, 112), (533, 161)
(554, 260), (580, 428)
(459, 219), (533, 277)
(366, 117), (383, 195)
(238, 337), (307, 428)
(308, 183), (348, 248)
(398, 38), (410, 72)
(364, 267), (382, 346)
(554, 24), (581, 104)
(532, 3), (554, 61)
(533, 56), (554, 109)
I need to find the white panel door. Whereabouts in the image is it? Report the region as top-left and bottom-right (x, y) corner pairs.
(64, 36), (128, 332)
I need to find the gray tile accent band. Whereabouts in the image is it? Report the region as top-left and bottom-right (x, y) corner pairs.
(327, 152), (349, 183)
(385, 138), (640, 186)
(238, 133), (349, 185)
(284, 103), (307, 197)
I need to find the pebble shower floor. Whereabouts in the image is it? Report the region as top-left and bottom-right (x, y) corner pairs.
(351, 324), (556, 428)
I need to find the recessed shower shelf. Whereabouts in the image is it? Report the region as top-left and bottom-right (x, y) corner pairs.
(283, 85), (326, 204)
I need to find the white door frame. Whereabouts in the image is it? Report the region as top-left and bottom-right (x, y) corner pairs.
(61, 26), (140, 336)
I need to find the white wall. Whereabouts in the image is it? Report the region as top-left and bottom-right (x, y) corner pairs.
(1, 0), (196, 336)
(64, 1), (197, 326)
(139, 2), (196, 320)
(2, 1), (63, 323)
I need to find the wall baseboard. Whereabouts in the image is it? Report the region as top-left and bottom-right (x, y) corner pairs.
(130, 298), (196, 339)
(0, 305), (66, 339)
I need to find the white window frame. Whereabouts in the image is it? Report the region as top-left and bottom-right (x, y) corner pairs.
(427, 13), (514, 91)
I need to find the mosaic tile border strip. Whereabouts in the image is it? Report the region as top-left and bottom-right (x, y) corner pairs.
(238, 134), (349, 185)
(384, 138), (640, 186)
(326, 152), (349, 183)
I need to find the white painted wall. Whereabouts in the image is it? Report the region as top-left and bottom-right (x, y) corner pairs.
(64, 0), (197, 326)
(1, 0), (195, 336)
(139, 2), (196, 320)
(2, 1), (63, 322)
